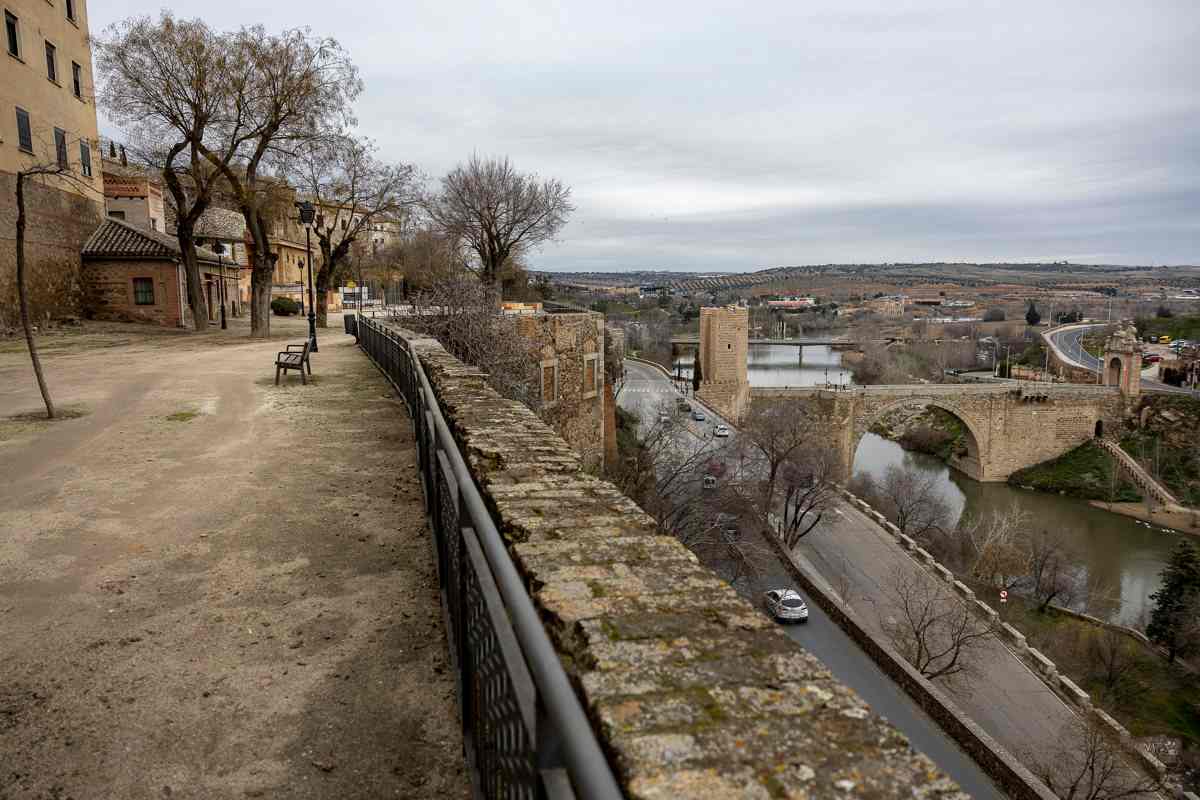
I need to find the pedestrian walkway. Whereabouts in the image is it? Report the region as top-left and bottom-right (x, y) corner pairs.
(0, 320), (468, 799)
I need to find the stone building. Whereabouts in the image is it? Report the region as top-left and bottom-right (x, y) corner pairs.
(101, 165), (165, 232)
(1, 0), (103, 326)
(697, 304), (750, 422)
(515, 308), (606, 470)
(81, 218), (239, 328)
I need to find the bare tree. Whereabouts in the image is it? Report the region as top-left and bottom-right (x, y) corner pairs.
(288, 134), (417, 326)
(777, 452), (838, 548)
(405, 278), (537, 404)
(425, 155), (573, 288)
(1027, 718), (1161, 800)
(959, 503), (1030, 589)
(1027, 529), (1080, 613)
(878, 566), (997, 682)
(199, 26), (362, 337)
(864, 464), (954, 543)
(96, 13), (237, 331)
(1084, 627), (1143, 706)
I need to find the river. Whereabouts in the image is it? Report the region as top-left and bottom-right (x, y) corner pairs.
(683, 344), (1181, 623)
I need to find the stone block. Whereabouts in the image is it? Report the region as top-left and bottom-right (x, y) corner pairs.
(897, 534), (917, 550)
(951, 581), (975, 602)
(999, 622), (1027, 651)
(933, 564), (954, 583)
(973, 600), (999, 623)
(914, 548), (937, 565)
(1024, 648), (1058, 680)
(1058, 676), (1091, 707)
(1090, 708), (1129, 740)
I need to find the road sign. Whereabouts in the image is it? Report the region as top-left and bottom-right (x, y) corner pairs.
(1000, 590), (1008, 604)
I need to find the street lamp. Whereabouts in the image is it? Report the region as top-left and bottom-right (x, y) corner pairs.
(211, 241), (227, 330)
(295, 200), (318, 352)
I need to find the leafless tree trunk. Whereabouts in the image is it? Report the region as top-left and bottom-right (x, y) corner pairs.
(15, 172), (55, 419)
(861, 464), (953, 543)
(1028, 529), (1080, 612)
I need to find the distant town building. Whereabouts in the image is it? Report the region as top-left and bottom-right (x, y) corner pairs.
(766, 296), (816, 310)
(865, 296), (906, 317)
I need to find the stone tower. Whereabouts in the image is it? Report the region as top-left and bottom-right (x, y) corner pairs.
(1103, 323), (1141, 397)
(697, 305), (750, 421)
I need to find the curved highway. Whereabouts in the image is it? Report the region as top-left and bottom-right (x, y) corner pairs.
(1045, 323), (1197, 396)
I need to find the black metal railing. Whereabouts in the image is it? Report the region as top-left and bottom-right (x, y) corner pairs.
(356, 315), (623, 800)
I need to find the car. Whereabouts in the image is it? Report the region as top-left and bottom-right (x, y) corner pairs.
(715, 513), (740, 541)
(677, 400), (692, 412)
(1146, 355), (1162, 363)
(659, 412), (671, 423)
(714, 424), (730, 437)
(692, 410), (706, 421)
(763, 589), (809, 623)
(702, 475), (718, 490)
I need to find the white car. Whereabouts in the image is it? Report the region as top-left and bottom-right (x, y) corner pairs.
(714, 424), (730, 437)
(763, 589), (809, 624)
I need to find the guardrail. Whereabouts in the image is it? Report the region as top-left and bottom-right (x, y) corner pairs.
(356, 315), (624, 800)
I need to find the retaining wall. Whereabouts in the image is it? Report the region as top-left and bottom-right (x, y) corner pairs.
(384, 322), (965, 799)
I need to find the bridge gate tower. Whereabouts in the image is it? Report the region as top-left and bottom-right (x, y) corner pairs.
(1103, 324), (1142, 397)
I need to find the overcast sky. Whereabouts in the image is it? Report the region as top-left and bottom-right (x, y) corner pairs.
(92, 1), (1200, 271)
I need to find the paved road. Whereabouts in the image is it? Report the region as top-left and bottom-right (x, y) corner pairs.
(1046, 324), (1198, 396)
(619, 359), (1004, 798)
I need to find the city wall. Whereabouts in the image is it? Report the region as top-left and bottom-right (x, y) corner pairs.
(386, 322), (964, 798)
(0, 172), (102, 329)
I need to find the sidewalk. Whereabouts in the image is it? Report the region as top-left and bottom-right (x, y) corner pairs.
(0, 321), (468, 799)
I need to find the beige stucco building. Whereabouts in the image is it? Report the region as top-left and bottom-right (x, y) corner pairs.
(1, 0), (103, 324)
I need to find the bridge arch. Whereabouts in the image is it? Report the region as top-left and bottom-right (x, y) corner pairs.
(851, 396), (986, 481)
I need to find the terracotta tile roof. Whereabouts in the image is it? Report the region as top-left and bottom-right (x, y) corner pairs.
(82, 218), (223, 265)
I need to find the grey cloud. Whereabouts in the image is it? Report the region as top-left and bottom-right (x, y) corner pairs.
(92, 0), (1200, 269)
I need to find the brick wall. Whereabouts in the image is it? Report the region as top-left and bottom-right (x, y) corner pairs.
(0, 171), (103, 329)
(80, 259), (184, 327)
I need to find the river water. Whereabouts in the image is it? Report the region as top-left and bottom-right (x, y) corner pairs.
(692, 344), (1181, 623)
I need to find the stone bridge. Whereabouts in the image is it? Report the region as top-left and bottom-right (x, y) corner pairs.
(751, 383), (1130, 482)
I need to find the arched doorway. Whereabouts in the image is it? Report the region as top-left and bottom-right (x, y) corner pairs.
(1094, 419), (1104, 438)
(1106, 357), (1123, 386)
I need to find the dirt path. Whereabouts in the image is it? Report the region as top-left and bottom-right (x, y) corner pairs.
(0, 320), (469, 799)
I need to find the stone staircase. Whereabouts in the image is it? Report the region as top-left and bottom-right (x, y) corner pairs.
(1095, 438), (1179, 507)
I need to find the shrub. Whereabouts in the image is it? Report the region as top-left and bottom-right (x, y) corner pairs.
(271, 297), (300, 316)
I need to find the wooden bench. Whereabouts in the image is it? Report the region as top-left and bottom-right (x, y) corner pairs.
(275, 340), (312, 385)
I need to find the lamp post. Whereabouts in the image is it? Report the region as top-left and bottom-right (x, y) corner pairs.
(211, 241), (227, 330)
(296, 200), (318, 352)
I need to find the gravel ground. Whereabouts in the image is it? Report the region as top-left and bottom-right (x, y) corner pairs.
(0, 317), (469, 799)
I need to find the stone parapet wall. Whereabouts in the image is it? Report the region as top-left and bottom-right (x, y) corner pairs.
(385, 322), (963, 799)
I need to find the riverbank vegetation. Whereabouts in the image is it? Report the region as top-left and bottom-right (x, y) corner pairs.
(1007, 441), (1142, 502)
(870, 407), (969, 461)
(1122, 395), (1200, 506)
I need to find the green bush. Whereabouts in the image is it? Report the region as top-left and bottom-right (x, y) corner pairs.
(271, 297), (300, 316)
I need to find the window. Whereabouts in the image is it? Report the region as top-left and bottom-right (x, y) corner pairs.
(71, 61), (80, 97)
(5, 11), (18, 58)
(541, 361), (559, 404)
(15, 107), (32, 152)
(107, 210), (126, 220)
(54, 127), (67, 168)
(583, 357), (597, 398)
(79, 139), (91, 176)
(132, 278), (155, 305)
(64, 0), (75, 22)
(149, 218), (157, 230)
(44, 41), (55, 81)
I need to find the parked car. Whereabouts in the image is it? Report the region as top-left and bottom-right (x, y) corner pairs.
(714, 424), (730, 437)
(1146, 355), (1163, 363)
(763, 589), (809, 623)
(659, 412), (671, 423)
(677, 400), (692, 412)
(692, 410), (706, 421)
